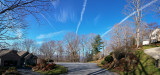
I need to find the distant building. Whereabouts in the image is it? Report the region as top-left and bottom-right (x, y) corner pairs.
(143, 28), (160, 45)
(143, 39), (150, 45)
(0, 49), (37, 67)
(150, 28), (160, 43)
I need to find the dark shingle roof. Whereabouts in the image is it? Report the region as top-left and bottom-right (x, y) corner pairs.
(17, 51), (28, 57)
(25, 53), (33, 59)
(0, 50), (12, 57)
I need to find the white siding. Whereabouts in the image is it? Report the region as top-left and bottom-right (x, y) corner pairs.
(143, 41), (149, 45)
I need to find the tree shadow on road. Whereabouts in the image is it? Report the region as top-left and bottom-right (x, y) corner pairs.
(87, 69), (114, 75)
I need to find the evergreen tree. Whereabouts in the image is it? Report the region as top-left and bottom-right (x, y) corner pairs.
(91, 35), (104, 55)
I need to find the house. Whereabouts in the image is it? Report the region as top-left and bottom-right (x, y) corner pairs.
(150, 28), (160, 43)
(143, 28), (160, 45)
(0, 49), (37, 67)
(17, 51), (29, 66)
(0, 49), (21, 67)
(143, 39), (150, 45)
(24, 53), (37, 65)
(17, 51), (37, 66)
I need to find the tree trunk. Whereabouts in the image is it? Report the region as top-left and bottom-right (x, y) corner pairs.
(137, 27), (140, 48)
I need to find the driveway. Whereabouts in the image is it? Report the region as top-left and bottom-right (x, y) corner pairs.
(144, 47), (160, 60)
(57, 63), (118, 75)
(18, 69), (42, 75)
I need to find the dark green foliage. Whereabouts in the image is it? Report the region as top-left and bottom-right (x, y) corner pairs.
(109, 52), (113, 55)
(91, 35), (104, 55)
(104, 55), (113, 63)
(116, 52), (126, 60)
(47, 59), (54, 62)
(8, 67), (16, 71)
(3, 67), (20, 75)
(101, 60), (107, 65)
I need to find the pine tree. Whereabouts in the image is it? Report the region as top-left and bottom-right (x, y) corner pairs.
(91, 35), (104, 55)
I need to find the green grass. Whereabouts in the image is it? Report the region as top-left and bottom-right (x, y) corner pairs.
(142, 45), (159, 50)
(36, 65), (68, 75)
(128, 50), (160, 75)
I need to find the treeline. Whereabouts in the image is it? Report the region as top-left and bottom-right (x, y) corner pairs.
(11, 32), (107, 62)
(10, 21), (159, 62)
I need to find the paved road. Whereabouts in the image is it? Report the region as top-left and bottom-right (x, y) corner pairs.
(18, 69), (42, 75)
(57, 63), (118, 75)
(144, 47), (160, 60)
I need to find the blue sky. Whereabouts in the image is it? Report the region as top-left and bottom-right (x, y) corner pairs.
(24, 0), (160, 44)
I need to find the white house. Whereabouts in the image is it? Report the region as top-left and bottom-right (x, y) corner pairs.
(150, 28), (160, 43)
(143, 39), (150, 45)
(143, 28), (160, 45)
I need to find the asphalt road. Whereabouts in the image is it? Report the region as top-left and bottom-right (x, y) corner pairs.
(144, 47), (160, 60)
(18, 69), (42, 75)
(57, 63), (118, 75)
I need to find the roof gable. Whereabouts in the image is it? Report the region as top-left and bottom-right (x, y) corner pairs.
(0, 50), (13, 57)
(17, 51), (28, 57)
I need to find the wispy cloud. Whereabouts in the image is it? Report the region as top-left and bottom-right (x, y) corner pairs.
(37, 31), (64, 39)
(37, 41), (44, 45)
(76, 0), (87, 34)
(94, 15), (100, 25)
(51, 0), (76, 23)
(16, 29), (22, 39)
(54, 8), (76, 23)
(101, 0), (157, 37)
(50, 0), (60, 8)
(55, 9), (69, 22)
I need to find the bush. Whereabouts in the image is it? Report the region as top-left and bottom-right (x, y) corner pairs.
(48, 59), (54, 62)
(109, 52), (113, 55)
(8, 67), (16, 71)
(104, 55), (113, 63)
(42, 63), (56, 71)
(101, 60), (107, 65)
(3, 67), (19, 75)
(117, 52), (126, 60)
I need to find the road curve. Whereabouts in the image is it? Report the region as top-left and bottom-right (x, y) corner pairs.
(57, 63), (118, 75)
(144, 47), (160, 60)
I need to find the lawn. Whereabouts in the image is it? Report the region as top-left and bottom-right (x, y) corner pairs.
(131, 49), (160, 75)
(142, 45), (159, 50)
(36, 65), (68, 75)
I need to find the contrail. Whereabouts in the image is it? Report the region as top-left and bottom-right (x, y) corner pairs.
(29, 2), (57, 31)
(101, 0), (157, 37)
(39, 13), (57, 31)
(76, 0), (87, 34)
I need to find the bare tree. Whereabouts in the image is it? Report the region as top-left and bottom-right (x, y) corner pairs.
(84, 33), (96, 61)
(122, 21), (134, 49)
(11, 41), (23, 50)
(31, 43), (40, 55)
(56, 41), (64, 62)
(80, 35), (88, 62)
(110, 24), (123, 50)
(140, 22), (148, 44)
(64, 32), (80, 62)
(124, 0), (148, 48)
(146, 22), (160, 44)
(0, 0), (52, 46)
(23, 39), (35, 52)
(40, 40), (56, 60)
